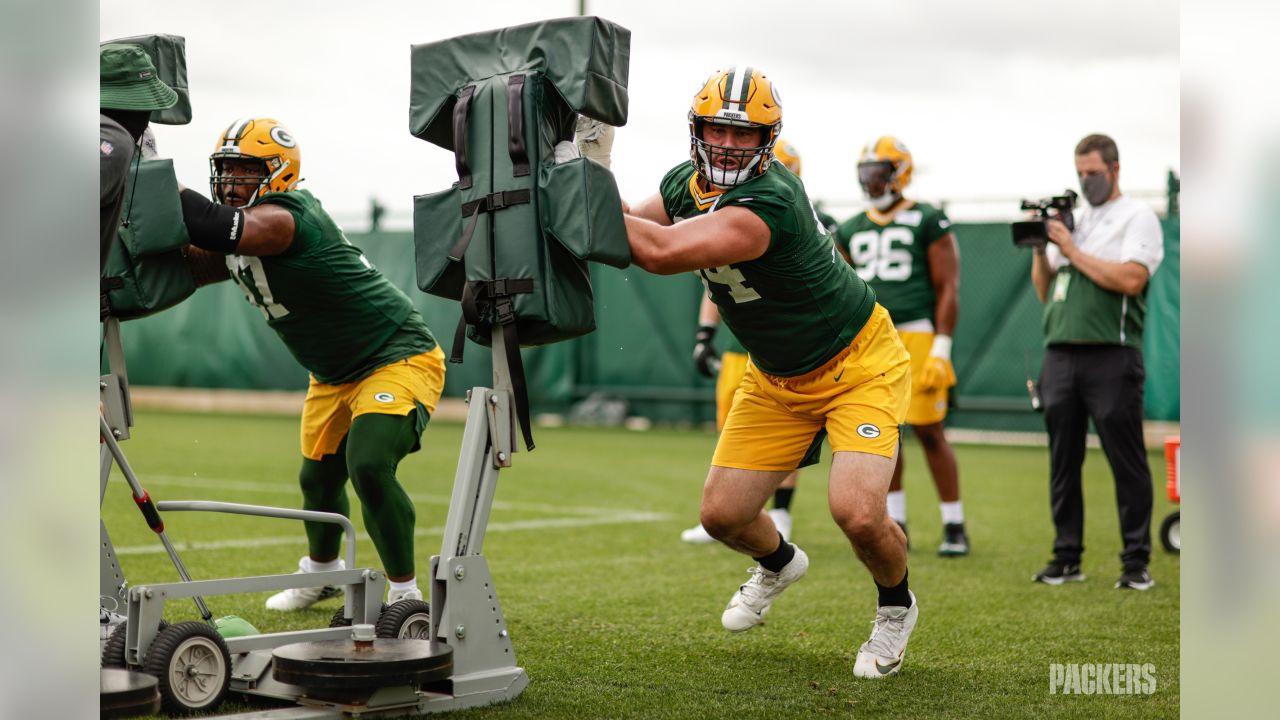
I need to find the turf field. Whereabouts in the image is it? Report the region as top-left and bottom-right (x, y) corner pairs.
(101, 410), (1179, 718)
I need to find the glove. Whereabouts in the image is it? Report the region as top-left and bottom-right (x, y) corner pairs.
(919, 335), (957, 391)
(575, 115), (615, 169)
(140, 126), (159, 160)
(693, 324), (720, 378)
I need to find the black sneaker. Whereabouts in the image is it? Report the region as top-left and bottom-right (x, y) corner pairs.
(938, 522), (970, 557)
(1032, 560), (1086, 585)
(895, 520), (910, 551)
(1115, 567), (1154, 591)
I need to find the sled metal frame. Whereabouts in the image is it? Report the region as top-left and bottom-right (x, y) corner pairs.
(101, 318), (527, 717)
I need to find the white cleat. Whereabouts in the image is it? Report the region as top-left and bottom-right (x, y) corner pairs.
(853, 591), (918, 679)
(680, 523), (716, 544)
(768, 508), (793, 542)
(265, 556), (345, 611)
(721, 545), (809, 633)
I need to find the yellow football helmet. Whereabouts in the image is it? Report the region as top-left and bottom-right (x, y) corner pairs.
(687, 66), (783, 187)
(210, 117), (301, 206)
(773, 137), (802, 177)
(857, 136), (913, 210)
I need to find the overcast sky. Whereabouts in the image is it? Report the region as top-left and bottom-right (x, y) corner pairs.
(100, 0), (1179, 228)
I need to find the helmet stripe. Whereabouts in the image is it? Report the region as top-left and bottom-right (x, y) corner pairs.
(221, 117), (252, 150)
(738, 66), (753, 105)
(720, 67), (737, 110)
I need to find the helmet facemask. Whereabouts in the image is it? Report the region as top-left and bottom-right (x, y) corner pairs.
(689, 117), (776, 188)
(858, 161), (900, 211)
(210, 156), (272, 207)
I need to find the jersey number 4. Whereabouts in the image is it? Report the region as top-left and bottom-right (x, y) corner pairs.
(698, 265), (761, 303)
(849, 227), (914, 282)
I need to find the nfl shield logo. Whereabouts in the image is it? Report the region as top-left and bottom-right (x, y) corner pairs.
(100, 140), (114, 156)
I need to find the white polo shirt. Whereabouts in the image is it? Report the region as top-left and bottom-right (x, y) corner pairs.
(1046, 196), (1164, 276)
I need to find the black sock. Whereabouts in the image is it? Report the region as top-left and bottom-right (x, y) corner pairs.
(772, 488), (794, 512)
(753, 531), (795, 573)
(876, 568), (911, 608)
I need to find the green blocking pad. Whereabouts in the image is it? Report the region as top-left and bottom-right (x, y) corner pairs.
(102, 157), (195, 320)
(410, 17), (632, 349)
(100, 34), (192, 126)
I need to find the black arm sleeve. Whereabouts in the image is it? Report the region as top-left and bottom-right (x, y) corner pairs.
(179, 189), (244, 254)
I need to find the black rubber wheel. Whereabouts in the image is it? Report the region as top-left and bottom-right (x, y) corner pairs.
(141, 621), (231, 715)
(1160, 511), (1180, 554)
(330, 604), (388, 628)
(102, 619), (168, 668)
(376, 600), (432, 639)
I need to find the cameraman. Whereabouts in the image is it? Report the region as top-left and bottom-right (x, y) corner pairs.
(1029, 134), (1164, 591)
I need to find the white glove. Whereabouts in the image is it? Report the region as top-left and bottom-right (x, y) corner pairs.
(919, 335), (957, 391)
(575, 115), (615, 169)
(140, 126), (159, 160)
(553, 140), (581, 164)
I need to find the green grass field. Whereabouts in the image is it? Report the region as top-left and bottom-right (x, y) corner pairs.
(102, 410), (1179, 718)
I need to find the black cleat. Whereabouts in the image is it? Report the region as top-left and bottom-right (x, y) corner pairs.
(938, 522), (970, 556)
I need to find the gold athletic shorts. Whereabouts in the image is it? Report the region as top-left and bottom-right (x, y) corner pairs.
(299, 346), (446, 460)
(712, 304), (911, 471)
(715, 351), (750, 431)
(897, 330), (949, 426)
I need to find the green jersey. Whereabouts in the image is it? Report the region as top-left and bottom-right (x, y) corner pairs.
(835, 201), (952, 326)
(660, 162), (875, 376)
(225, 189), (436, 385)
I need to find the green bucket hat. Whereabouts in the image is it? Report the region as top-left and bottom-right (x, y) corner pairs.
(100, 43), (179, 111)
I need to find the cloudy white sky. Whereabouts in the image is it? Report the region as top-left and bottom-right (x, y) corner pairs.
(100, 0), (1179, 228)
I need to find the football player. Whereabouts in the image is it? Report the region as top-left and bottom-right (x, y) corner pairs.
(624, 67), (918, 678)
(176, 118), (446, 610)
(681, 138), (828, 545)
(834, 137), (969, 556)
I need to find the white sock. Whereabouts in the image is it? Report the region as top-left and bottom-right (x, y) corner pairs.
(303, 557), (342, 573)
(940, 501), (965, 525)
(886, 491), (907, 524)
(389, 578), (418, 595)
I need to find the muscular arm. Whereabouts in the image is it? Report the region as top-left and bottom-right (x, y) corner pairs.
(699, 293), (721, 326)
(1046, 219), (1150, 296)
(927, 232), (959, 337)
(179, 188), (296, 257)
(234, 204), (296, 256)
(184, 246), (231, 287)
(626, 192), (673, 226)
(625, 206), (771, 275)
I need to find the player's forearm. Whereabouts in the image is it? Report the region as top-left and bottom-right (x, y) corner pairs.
(698, 294), (721, 326)
(625, 215), (682, 274)
(184, 245), (231, 287)
(933, 285), (958, 338)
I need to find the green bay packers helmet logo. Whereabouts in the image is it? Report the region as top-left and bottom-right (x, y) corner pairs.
(374, 392), (395, 403)
(269, 126), (296, 148)
(857, 423), (881, 439)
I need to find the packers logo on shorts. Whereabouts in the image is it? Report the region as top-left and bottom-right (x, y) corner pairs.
(374, 392), (395, 403)
(857, 423), (882, 439)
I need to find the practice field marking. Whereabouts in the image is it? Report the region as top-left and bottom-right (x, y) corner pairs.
(125, 473), (632, 516)
(113, 511), (672, 556)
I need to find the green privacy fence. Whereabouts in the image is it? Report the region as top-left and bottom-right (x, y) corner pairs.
(112, 220), (1179, 430)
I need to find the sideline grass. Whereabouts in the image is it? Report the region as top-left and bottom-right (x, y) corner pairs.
(101, 410), (1179, 718)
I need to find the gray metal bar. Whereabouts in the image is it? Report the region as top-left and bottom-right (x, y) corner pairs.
(156, 500), (358, 571)
(437, 390), (492, 565)
(101, 414), (212, 622)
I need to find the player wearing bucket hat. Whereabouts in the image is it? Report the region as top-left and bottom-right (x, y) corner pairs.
(100, 43), (177, 271)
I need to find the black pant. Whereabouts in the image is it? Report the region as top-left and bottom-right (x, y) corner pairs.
(1040, 345), (1153, 568)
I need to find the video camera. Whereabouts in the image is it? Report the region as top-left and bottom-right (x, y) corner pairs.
(1010, 190), (1077, 248)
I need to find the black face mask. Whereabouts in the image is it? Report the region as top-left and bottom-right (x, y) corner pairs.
(1080, 171), (1113, 207)
(103, 108), (151, 142)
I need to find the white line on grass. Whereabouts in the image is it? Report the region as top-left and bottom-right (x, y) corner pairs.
(113, 511), (672, 556)
(123, 474), (628, 516)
